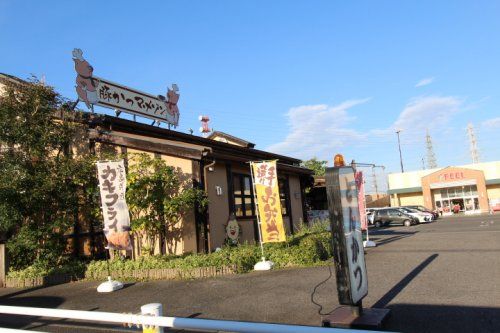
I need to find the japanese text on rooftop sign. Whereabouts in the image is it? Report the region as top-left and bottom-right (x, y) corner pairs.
(339, 168), (368, 303)
(72, 48), (180, 126)
(97, 160), (132, 250)
(251, 161), (286, 243)
(95, 78), (180, 126)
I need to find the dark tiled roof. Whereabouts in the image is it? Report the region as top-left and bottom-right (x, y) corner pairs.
(87, 114), (312, 175)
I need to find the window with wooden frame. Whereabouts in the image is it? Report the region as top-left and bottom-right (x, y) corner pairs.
(232, 173), (256, 218)
(278, 177), (289, 216)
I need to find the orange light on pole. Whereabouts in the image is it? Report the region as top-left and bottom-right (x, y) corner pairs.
(334, 154), (345, 167)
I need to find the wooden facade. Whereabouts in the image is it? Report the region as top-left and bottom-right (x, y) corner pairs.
(71, 114), (313, 256)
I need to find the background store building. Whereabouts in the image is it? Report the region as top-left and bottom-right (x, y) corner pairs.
(388, 161), (500, 214)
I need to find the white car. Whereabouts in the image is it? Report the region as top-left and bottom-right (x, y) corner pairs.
(397, 207), (433, 223)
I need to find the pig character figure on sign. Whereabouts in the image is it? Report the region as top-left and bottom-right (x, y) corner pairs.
(159, 84), (180, 126)
(72, 48), (99, 109)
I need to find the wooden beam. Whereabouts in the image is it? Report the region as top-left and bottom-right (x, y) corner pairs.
(210, 151), (312, 175)
(88, 129), (204, 160)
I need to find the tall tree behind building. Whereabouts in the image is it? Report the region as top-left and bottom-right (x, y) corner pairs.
(0, 77), (97, 270)
(301, 157), (328, 176)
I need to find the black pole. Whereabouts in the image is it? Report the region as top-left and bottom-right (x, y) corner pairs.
(106, 247), (112, 278)
(396, 130), (404, 173)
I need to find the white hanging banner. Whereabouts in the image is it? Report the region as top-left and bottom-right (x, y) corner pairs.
(97, 160), (132, 250)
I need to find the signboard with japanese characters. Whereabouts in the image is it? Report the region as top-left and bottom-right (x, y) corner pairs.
(97, 160), (132, 250)
(72, 48), (180, 127)
(251, 161), (286, 243)
(325, 166), (368, 305)
(355, 171), (368, 231)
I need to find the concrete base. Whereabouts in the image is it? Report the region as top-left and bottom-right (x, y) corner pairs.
(97, 276), (123, 293)
(363, 240), (377, 248)
(254, 259), (274, 271)
(322, 306), (391, 330)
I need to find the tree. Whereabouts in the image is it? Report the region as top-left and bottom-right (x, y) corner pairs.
(126, 153), (208, 256)
(0, 77), (97, 269)
(301, 157), (328, 176)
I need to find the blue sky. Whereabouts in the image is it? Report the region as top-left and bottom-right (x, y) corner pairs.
(1, 1), (499, 192)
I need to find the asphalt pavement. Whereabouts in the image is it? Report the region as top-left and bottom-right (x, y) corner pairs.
(0, 214), (499, 332)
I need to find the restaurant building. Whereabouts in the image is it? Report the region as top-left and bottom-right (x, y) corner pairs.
(82, 114), (313, 257)
(388, 161), (500, 214)
(0, 73), (313, 258)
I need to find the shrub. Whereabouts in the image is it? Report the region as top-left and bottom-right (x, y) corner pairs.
(8, 225), (334, 281)
(7, 259), (86, 280)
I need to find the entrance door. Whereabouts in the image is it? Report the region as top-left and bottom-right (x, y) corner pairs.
(442, 199), (451, 215)
(437, 186), (480, 215)
(451, 199), (464, 214)
(465, 198), (474, 212)
(474, 198), (480, 211)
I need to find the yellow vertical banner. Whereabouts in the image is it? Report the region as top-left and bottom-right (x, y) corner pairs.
(251, 161), (286, 243)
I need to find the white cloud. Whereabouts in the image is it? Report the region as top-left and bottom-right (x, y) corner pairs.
(266, 95), (464, 163)
(482, 117), (500, 128)
(415, 77), (435, 88)
(266, 99), (370, 159)
(393, 96), (462, 134)
(362, 96), (463, 144)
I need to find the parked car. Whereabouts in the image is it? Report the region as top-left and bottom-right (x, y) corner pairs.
(372, 208), (419, 227)
(397, 207), (433, 223)
(405, 205), (439, 219)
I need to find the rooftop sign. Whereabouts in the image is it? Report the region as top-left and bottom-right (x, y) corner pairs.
(72, 48), (180, 127)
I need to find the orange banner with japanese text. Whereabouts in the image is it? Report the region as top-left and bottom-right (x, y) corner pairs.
(251, 161), (286, 243)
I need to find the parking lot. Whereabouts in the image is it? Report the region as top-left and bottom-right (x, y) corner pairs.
(0, 214), (499, 332)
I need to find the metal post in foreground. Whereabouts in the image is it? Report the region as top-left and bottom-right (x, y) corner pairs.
(141, 303), (163, 333)
(0, 305), (387, 333)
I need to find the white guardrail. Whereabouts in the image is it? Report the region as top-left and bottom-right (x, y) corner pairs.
(0, 305), (387, 333)
(0, 329), (46, 333)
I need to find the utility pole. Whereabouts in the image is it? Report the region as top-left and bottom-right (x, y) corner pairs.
(467, 123), (480, 164)
(421, 157), (425, 170)
(349, 162), (386, 197)
(371, 166), (379, 200)
(425, 129), (437, 168)
(396, 130), (404, 173)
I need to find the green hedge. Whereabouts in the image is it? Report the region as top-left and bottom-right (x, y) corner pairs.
(8, 225), (333, 280)
(7, 259), (86, 280)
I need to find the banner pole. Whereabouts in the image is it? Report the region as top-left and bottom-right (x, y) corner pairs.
(106, 247), (112, 277)
(249, 162), (266, 260)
